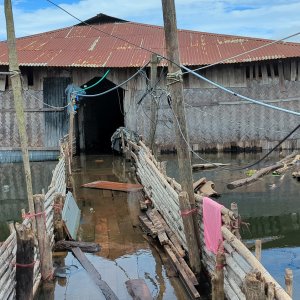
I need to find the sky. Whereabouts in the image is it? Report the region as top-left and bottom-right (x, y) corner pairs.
(0, 0), (300, 42)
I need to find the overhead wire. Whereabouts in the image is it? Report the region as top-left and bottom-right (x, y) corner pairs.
(170, 100), (300, 171)
(181, 65), (300, 117)
(46, 0), (300, 114)
(46, 0), (300, 73)
(183, 31), (300, 73)
(74, 61), (150, 97)
(45, 0), (300, 170)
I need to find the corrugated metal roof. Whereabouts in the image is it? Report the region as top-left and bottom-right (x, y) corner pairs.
(0, 19), (300, 67)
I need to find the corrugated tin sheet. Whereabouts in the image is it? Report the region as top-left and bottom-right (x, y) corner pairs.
(0, 20), (300, 67)
(62, 192), (81, 240)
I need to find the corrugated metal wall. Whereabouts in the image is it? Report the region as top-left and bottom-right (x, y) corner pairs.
(43, 77), (71, 147)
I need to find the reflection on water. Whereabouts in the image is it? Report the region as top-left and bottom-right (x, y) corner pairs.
(163, 151), (300, 297)
(48, 155), (190, 300)
(0, 161), (57, 241)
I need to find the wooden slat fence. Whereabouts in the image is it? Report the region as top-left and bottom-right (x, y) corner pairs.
(125, 138), (291, 300)
(0, 152), (66, 300)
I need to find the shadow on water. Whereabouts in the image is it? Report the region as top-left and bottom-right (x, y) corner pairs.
(0, 161), (57, 241)
(45, 154), (191, 300)
(163, 150), (300, 298)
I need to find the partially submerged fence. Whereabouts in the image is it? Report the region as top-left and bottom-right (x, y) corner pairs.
(0, 151), (66, 300)
(124, 137), (292, 300)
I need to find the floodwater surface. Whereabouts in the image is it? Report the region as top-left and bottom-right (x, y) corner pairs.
(2, 151), (300, 299)
(47, 155), (191, 300)
(164, 150), (300, 297)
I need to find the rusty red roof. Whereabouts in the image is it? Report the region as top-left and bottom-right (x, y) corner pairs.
(0, 17), (300, 68)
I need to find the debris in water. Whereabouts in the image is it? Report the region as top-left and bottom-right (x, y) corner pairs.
(82, 180), (143, 192)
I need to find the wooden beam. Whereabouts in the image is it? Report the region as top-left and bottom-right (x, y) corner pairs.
(71, 247), (119, 300)
(15, 223), (34, 300)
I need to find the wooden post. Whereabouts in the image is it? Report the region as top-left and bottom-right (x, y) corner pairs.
(149, 53), (158, 151)
(285, 268), (293, 297)
(33, 194), (53, 280)
(178, 192), (201, 273)
(68, 105), (75, 163)
(211, 250), (225, 300)
(161, 0), (201, 274)
(4, 0), (34, 218)
(255, 239), (262, 261)
(243, 272), (265, 300)
(53, 193), (65, 241)
(15, 223), (34, 300)
(230, 202), (241, 239)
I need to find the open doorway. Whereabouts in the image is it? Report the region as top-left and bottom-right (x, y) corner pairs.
(76, 77), (124, 154)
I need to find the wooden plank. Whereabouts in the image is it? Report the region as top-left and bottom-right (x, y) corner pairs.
(54, 240), (101, 253)
(125, 279), (153, 300)
(71, 247), (119, 300)
(139, 215), (157, 238)
(261, 63), (268, 84)
(164, 245), (200, 299)
(154, 210), (185, 258)
(146, 209), (169, 245)
(82, 180), (143, 192)
(291, 60), (297, 81)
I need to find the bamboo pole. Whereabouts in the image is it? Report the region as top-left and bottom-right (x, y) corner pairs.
(15, 223), (34, 300)
(285, 268), (293, 297)
(4, 0), (34, 219)
(255, 240), (262, 261)
(222, 226), (291, 300)
(34, 194), (53, 280)
(211, 250), (225, 300)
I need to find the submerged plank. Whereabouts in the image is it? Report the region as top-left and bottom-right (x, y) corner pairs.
(71, 247), (118, 300)
(82, 180), (143, 192)
(54, 240), (101, 253)
(125, 279), (153, 300)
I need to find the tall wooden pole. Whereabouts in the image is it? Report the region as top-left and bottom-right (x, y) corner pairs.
(161, 0), (201, 273)
(149, 53), (158, 151)
(4, 0), (34, 215)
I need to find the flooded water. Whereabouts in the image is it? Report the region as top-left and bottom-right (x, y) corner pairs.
(0, 161), (57, 241)
(164, 151), (300, 297)
(2, 151), (300, 298)
(46, 155), (190, 300)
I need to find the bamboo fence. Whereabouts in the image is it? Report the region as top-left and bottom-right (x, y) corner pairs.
(0, 151), (66, 300)
(124, 138), (291, 300)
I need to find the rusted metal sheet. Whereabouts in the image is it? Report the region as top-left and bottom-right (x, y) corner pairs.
(82, 180), (143, 192)
(0, 16), (299, 67)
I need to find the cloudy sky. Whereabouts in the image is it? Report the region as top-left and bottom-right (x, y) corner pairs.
(0, 0), (300, 42)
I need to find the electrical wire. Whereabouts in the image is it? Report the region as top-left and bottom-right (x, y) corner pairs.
(170, 101), (300, 171)
(181, 65), (300, 117)
(183, 31), (300, 74)
(45, 0), (300, 74)
(78, 69), (110, 92)
(74, 61), (150, 97)
(24, 89), (70, 109)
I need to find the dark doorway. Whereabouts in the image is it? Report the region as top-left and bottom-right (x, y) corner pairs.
(76, 77), (124, 154)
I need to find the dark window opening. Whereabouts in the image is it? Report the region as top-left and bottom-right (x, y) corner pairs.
(266, 64), (271, 77)
(76, 77), (124, 154)
(246, 66), (250, 78)
(274, 63), (279, 76)
(27, 67), (34, 86)
(258, 65), (262, 78)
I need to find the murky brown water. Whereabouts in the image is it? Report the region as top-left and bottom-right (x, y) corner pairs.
(38, 155), (191, 300)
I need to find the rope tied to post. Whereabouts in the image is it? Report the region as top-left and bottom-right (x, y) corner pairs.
(180, 207), (199, 217)
(166, 70), (183, 85)
(22, 211), (46, 220)
(13, 260), (36, 268)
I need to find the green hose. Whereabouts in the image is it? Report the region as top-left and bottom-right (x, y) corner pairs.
(80, 69), (110, 92)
